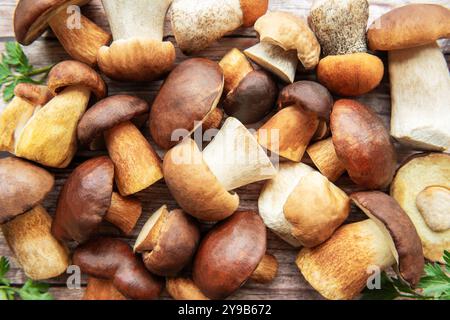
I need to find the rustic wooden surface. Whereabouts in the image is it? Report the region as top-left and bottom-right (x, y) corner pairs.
(0, 0), (448, 300)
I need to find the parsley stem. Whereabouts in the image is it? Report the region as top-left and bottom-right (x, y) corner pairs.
(26, 65), (53, 77)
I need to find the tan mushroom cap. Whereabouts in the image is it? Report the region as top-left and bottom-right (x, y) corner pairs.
(391, 153), (450, 262)
(163, 138), (239, 221)
(254, 12), (320, 70)
(0, 157), (54, 224)
(47, 60), (107, 99)
(368, 4), (450, 51)
(14, 0), (90, 45)
(351, 191), (424, 287)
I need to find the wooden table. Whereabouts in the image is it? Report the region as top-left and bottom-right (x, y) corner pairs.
(0, 0), (448, 300)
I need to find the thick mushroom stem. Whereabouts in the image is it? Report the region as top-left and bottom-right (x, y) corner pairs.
(104, 192), (142, 235)
(166, 278), (210, 300)
(84, 277), (127, 300)
(219, 48), (254, 94)
(307, 138), (346, 182)
(104, 121), (163, 196)
(250, 254), (278, 283)
(48, 10), (111, 66)
(102, 0), (170, 41)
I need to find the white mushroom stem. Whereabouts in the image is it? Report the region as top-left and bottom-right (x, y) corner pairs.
(245, 42), (298, 83)
(389, 43), (450, 152)
(202, 117), (277, 191)
(102, 0), (172, 41)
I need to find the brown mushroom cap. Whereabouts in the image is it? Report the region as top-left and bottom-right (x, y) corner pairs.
(193, 211), (266, 299)
(52, 156), (114, 243)
(14, 0), (90, 45)
(351, 191), (425, 287)
(0, 157), (54, 224)
(77, 95), (149, 147)
(73, 237), (163, 300)
(14, 83), (55, 106)
(277, 81), (333, 121)
(47, 60), (107, 99)
(240, 0), (269, 27)
(331, 99), (397, 189)
(223, 70), (278, 124)
(150, 58), (224, 149)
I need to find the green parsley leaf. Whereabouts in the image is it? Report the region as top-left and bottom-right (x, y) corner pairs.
(18, 280), (53, 300)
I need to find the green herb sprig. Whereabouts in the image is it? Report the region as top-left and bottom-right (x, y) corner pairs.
(0, 42), (53, 102)
(362, 250), (450, 300)
(0, 256), (53, 300)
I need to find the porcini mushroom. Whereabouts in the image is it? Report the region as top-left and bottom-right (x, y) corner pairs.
(166, 278), (209, 300)
(256, 81), (333, 162)
(52, 156), (143, 243)
(308, 99), (396, 189)
(259, 162), (349, 247)
(97, 0), (175, 81)
(391, 153), (450, 262)
(219, 49), (277, 124)
(150, 58), (224, 150)
(78, 95), (163, 196)
(0, 157), (69, 280)
(297, 191), (424, 300)
(134, 206), (200, 276)
(14, 0), (111, 66)
(309, 0), (384, 96)
(13, 60), (106, 168)
(170, 0), (268, 53)
(245, 11), (320, 83)
(193, 211), (278, 299)
(73, 237), (163, 300)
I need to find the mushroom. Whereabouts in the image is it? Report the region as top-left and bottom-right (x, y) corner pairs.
(164, 117), (276, 221)
(170, 0), (268, 54)
(52, 156), (143, 243)
(12, 61), (106, 168)
(14, 0), (111, 66)
(193, 211), (278, 299)
(307, 99), (397, 189)
(166, 278), (209, 300)
(256, 81), (333, 162)
(244, 11), (320, 83)
(134, 206), (201, 276)
(391, 153), (450, 263)
(150, 58), (224, 150)
(219, 48), (278, 124)
(297, 191), (424, 300)
(73, 237), (163, 300)
(83, 277), (126, 300)
(97, 0), (175, 81)
(259, 162), (349, 247)
(309, 0), (384, 96)
(0, 157), (69, 280)
(78, 95), (163, 196)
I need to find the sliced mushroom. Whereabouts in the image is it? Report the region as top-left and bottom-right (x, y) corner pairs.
(52, 156), (143, 243)
(297, 192), (424, 300)
(193, 211), (278, 299)
(14, 0), (111, 66)
(98, 0), (175, 81)
(391, 153), (450, 262)
(0, 157), (69, 280)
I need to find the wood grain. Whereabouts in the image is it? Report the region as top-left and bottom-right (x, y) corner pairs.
(0, 0), (448, 300)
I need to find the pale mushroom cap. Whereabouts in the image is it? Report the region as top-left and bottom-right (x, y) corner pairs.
(416, 186), (450, 232)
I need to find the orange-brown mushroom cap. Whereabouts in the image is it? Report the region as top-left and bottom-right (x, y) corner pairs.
(0, 157), (54, 224)
(193, 211), (267, 299)
(240, 0), (269, 27)
(351, 191), (425, 287)
(14, 83), (55, 106)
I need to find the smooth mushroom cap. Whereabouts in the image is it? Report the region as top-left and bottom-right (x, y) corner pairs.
(331, 99), (397, 189)
(240, 0), (268, 27)
(368, 4), (450, 51)
(77, 95), (149, 147)
(0, 157), (54, 224)
(193, 211), (267, 299)
(47, 60), (107, 99)
(52, 156), (114, 243)
(14, 0), (90, 45)
(163, 138), (239, 221)
(73, 237), (163, 300)
(254, 12), (321, 70)
(150, 58), (224, 149)
(277, 81), (333, 121)
(351, 191), (425, 287)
